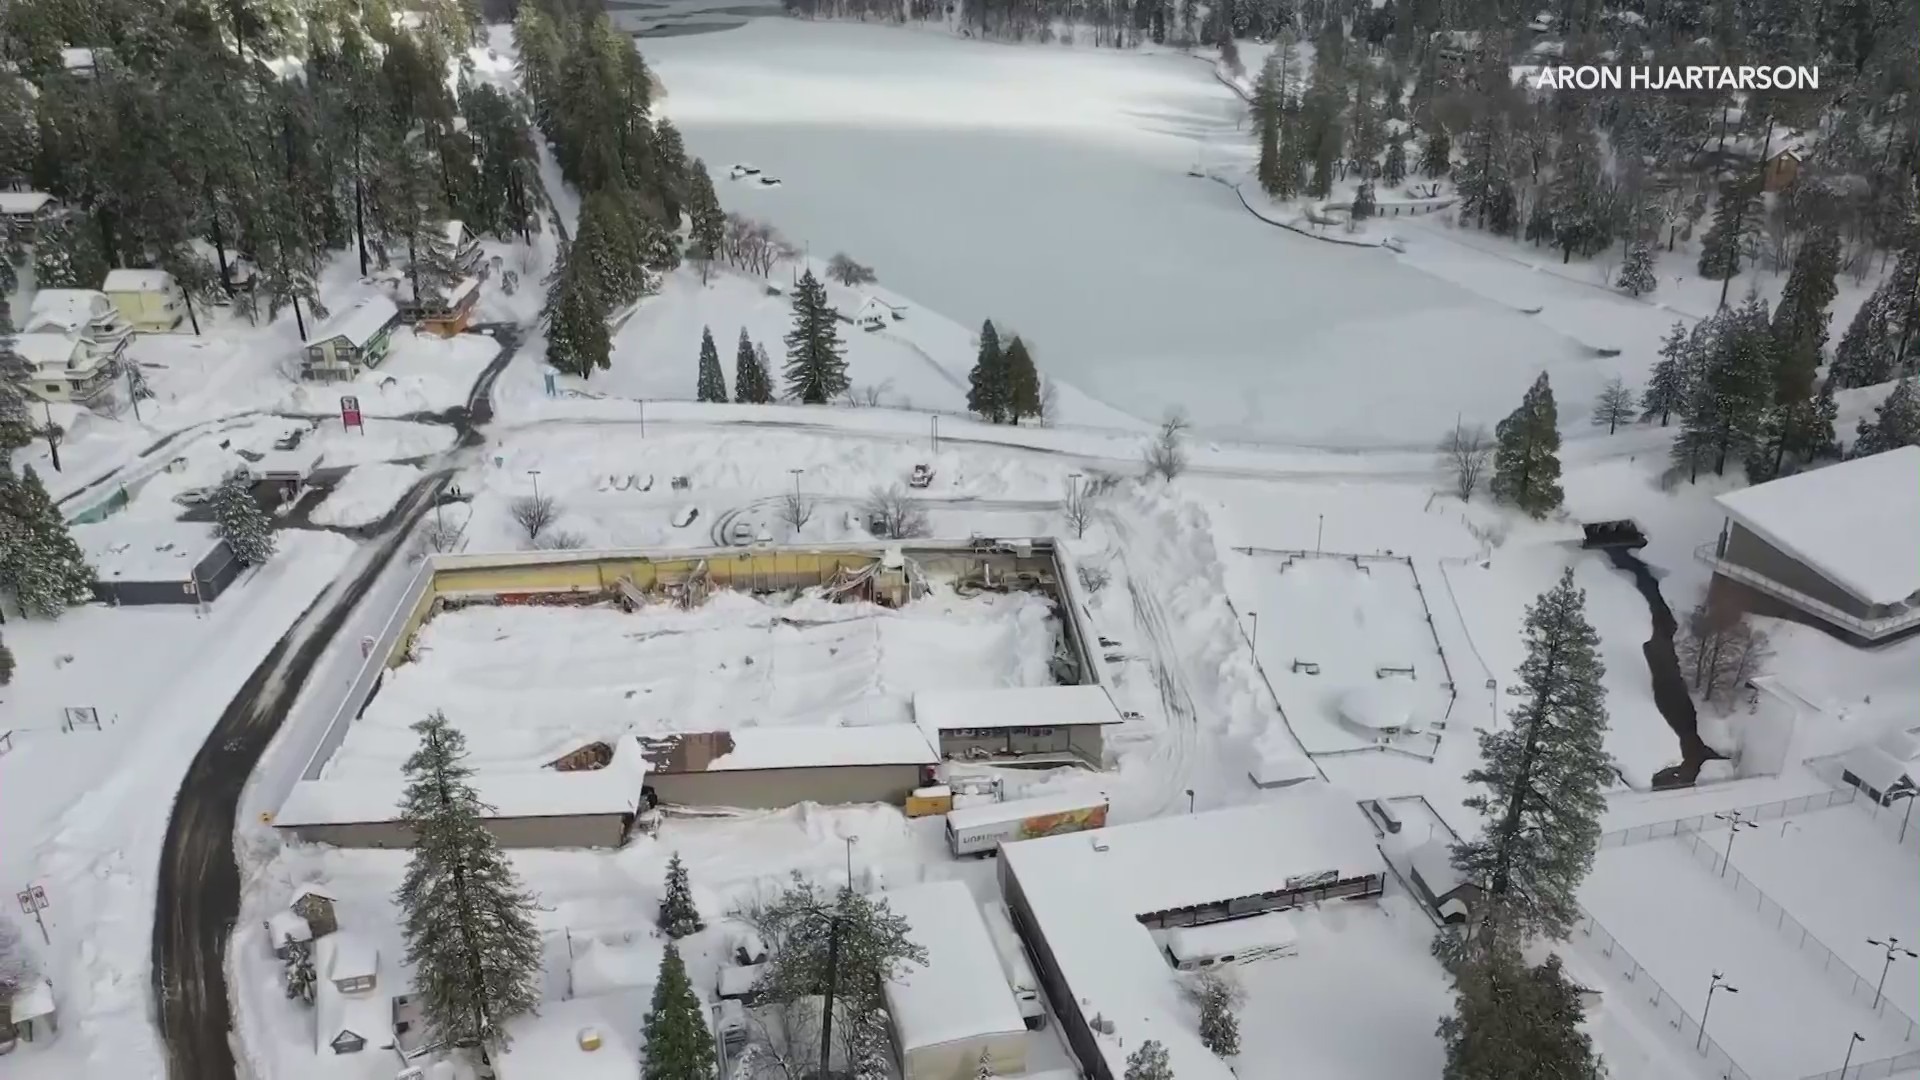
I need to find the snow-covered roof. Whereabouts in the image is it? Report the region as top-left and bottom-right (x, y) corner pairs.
(250, 444), (323, 479)
(310, 294), (400, 348)
(74, 521), (226, 584)
(448, 275), (481, 306)
(12, 332), (83, 367)
(716, 961), (764, 998)
(327, 934), (378, 982)
(1876, 725), (1920, 764)
(1405, 837), (1469, 896)
(913, 685), (1124, 738)
(314, 936), (389, 1055)
(573, 938), (659, 999)
(1248, 748), (1317, 786)
(444, 219), (472, 249)
(1843, 745), (1912, 794)
(1164, 910), (1297, 961)
(275, 736), (650, 826)
(495, 995), (640, 1080)
(0, 190), (53, 215)
(266, 909), (312, 946)
(10, 978), (54, 1022)
(944, 790), (1108, 833)
(640, 725), (937, 773)
(881, 880), (1028, 1053)
(1337, 681), (1421, 732)
(999, 784), (1382, 1080)
(1715, 448), (1920, 606)
(27, 289), (113, 329)
(60, 47), (95, 71)
(102, 268), (176, 293)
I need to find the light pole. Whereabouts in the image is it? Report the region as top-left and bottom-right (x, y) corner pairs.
(1840, 1032), (1865, 1078)
(1890, 789), (1917, 843)
(931, 415), (939, 452)
(843, 834), (858, 885)
(1867, 937), (1917, 1010)
(1249, 611), (1259, 652)
(1185, 788), (1195, 814)
(639, 399), (646, 439)
(789, 468), (804, 499)
(1698, 971), (1736, 1051)
(1712, 809), (1758, 878)
(1067, 472), (1084, 538)
(1315, 514), (1324, 554)
(526, 469), (542, 502)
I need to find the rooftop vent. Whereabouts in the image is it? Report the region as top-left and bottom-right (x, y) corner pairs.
(577, 1027), (603, 1052)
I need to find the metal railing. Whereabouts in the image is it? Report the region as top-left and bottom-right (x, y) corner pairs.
(1571, 906), (1754, 1080)
(1801, 1046), (1920, 1080)
(291, 557), (436, 785)
(1845, 790), (1920, 850)
(1599, 788), (1859, 848)
(1695, 543), (1920, 640)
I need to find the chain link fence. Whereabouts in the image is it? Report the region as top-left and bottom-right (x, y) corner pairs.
(1598, 788), (1859, 849)
(1572, 907), (1753, 1080)
(1800, 1048), (1920, 1080)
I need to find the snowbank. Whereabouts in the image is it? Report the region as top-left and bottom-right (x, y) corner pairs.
(308, 463), (426, 528)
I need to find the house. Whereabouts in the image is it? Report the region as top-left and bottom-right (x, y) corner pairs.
(1402, 838), (1479, 924)
(315, 933), (391, 1056)
(13, 332), (116, 407)
(25, 289), (133, 365)
(266, 910), (312, 959)
(444, 219), (483, 274)
(60, 48), (96, 76)
(1761, 147), (1802, 193)
(266, 885), (339, 958)
(301, 294), (400, 381)
(1841, 745), (1915, 806)
(1, 978), (56, 1049)
(188, 239), (256, 292)
(912, 685), (1125, 765)
(1702, 448), (1920, 643)
(73, 521), (240, 606)
(852, 296), (905, 332)
(410, 276), (481, 337)
(0, 190), (57, 236)
(101, 269), (185, 332)
(882, 881), (1030, 1080)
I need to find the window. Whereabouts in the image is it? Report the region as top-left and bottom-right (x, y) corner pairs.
(46, 384), (61, 393)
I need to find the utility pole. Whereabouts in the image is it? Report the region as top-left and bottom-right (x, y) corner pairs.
(1867, 937), (1917, 1011)
(818, 910), (843, 1080)
(640, 399), (646, 439)
(125, 365), (142, 422)
(843, 834), (858, 885)
(1185, 788), (1195, 814)
(931, 415), (939, 452)
(1249, 610), (1259, 651)
(1698, 971), (1736, 1050)
(1315, 514), (1324, 554)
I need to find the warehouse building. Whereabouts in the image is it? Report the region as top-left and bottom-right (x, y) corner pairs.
(75, 520), (240, 606)
(912, 685), (1124, 766)
(636, 726), (938, 809)
(998, 784), (1385, 1080)
(882, 880), (1030, 1080)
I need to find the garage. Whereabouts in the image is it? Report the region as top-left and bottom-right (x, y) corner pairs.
(74, 520), (240, 606)
(882, 880), (1029, 1080)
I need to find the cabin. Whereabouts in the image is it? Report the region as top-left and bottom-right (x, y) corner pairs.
(445, 219), (483, 274)
(74, 521), (240, 606)
(853, 296), (906, 332)
(24, 289), (133, 365)
(101, 269), (186, 332)
(14, 332), (115, 406)
(1761, 148), (1802, 193)
(315, 933), (391, 1057)
(408, 276), (480, 337)
(0, 191), (57, 237)
(301, 295), (400, 381)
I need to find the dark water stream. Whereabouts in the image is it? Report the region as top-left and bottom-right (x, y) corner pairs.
(1603, 547), (1724, 789)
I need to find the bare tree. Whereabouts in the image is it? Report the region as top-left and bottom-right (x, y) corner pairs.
(826, 253), (877, 287)
(1076, 561), (1111, 593)
(1591, 378), (1637, 435)
(419, 514), (465, 554)
(510, 493), (558, 541)
(1037, 376), (1059, 427)
(863, 484), (929, 539)
(536, 529), (586, 550)
(1062, 475), (1093, 538)
(779, 492), (816, 535)
(1675, 597), (1772, 707)
(1144, 408), (1190, 481)
(1438, 421), (1492, 501)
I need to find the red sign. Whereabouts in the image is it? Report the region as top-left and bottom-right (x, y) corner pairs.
(341, 395), (363, 432)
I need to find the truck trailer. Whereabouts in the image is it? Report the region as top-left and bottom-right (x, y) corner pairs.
(944, 792), (1109, 857)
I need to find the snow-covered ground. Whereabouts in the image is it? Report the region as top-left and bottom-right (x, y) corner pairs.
(280, 332), (503, 418)
(309, 463), (427, 528)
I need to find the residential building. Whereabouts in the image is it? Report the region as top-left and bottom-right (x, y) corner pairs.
(1701, 447), (1920, 643)
(14, 332), (115, 406)
(408, 276), (480, 337)
(0, 191), (57, 237)
(302, 294), (400, 381)
(912, 685), (1124, 765)
(314, 933), (391, 1056)
(445, 219), (483, 274)
(1761, 147), (1802, 192)
(74, 521), (240, 606)
(635, 725), (939, 809)
(101, 268), (186, 332)
(25, 289), (133, 366)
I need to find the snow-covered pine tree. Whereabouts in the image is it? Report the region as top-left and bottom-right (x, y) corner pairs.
(1490, 373), (1564, 518)
(1004, 336), (1040, 424)
(754, 343), (776, 399)
(1124, 1038), (1174, 1080)
(0, 631), (12, 686)
(686, 160), (726, 285)
(543, 249), (612, 378)
(658, 852), (704, 938)
(781, 271), (848, 404)
(1853, 378), (1920, 458)
(1438, 927), (1602, 1080)
(1194, 973), (1242, 1057)
(1452, 569), (1611, 940)
(1546, 127), (1606, 262)
(32, 213), (107, 289)
(1673, 296), (1774, 480)
(1455, 114), (1513, 235)
(1697, 179), (1761, 290)
(695, 327), (727, 403)
(394, 711), (542, 1049)
(974, 1047), (998, 1079)
(1252, 52), (1287, 197)
(1616, 237), (1657, 297)
(968, 320), (1008, 423)
(284, 939), (317, 1005)
(404, 216), (460, 307)
(1640, 322), (1695, 426)
(1350, 181), (1377, 221)
(850, 1010), (892, 1080)
(0, 309), (33, 451)
(211, 469), (275, 566)
(0, 464), (95, 617)
(1829, 290), (1896, 389)
(733, 328), (771, 404)
(1419, 124), (1451, 179)
(1384, 134), (1407, 186)
(642, 943), (715, 1080)
(1591, 378), (1635, 434)
(1769, 227), (1839, 367)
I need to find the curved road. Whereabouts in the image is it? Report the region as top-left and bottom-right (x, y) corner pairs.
(149, 326), (518, 1080)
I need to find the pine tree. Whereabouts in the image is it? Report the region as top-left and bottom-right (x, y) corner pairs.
(658, 852), (704, 938)
(0, 464), (95, 617)
(1350, 181), (1377, 221)
(1491, 374), (1564, 518)
(1455, 114), (1513, 234)
(1546, 127), (1605, 262)
(1770, 228), (1839, 368)
(1438, 928), (1603, 1080)
(395, 712), (542, 1049)
(968, 320), (1008, 423)
(1697, 180), (1760, 284)
(974, 1048), (998, 1079)
(1829, 290), (1897, 389)
(0, 321), (33, 451)
(686, 159), (725, 285)
(32, 213), (108, 289)
(781, 271), (848, 404)
(1640, 322), (1694, 425)
(1591, 378), (1635, 434)
(1124, 1039), (1174, 1080)
(284, 939), (317, 1005)
(1452, 569), (1612, 940)
(1853, 378), (1920, 457)
(1616, 237), (1657, 297)
(1419, 124), (1451, 180)
(211, 469), (275, 566)
(695, 327), (727, 403)
(1383, 134), (1408, 186)
(1252, 52), (1287, 197)
(542, 253), (611, 379)
(643, 943), (715, 1080)
(1673, 297), (1774, 479)
(1195, 973), (1242, 1057)
(1004, 336), (1040, 424)
(0, 632), (12, 686)
(734, 328), (772, 404)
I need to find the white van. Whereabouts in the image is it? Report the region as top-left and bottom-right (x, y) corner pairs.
(980, 902), (1045, 1029)
(1164, 912), (1299, 972)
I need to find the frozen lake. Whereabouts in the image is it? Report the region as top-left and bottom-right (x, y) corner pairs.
(645, 20), (1594, 447)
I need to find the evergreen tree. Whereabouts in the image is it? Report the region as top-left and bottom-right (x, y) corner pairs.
(1452, 569), (1612, 940)
(542, 252), (611, 379)
(1546, 127), (1606, 262)
(1697, 180), (1760, 287)
(658, 852), (704, 938)
(1455, 114), (1514, 235)
(1640, 322), (1695, 425)
(1591, 378), (1635, 434)
(1853, 378), (1920, 457)
(0, 464), (94, 618)
(1383, 134), (1408, 186)
(1770, 228), (1840, 369)
(1124, 1039), (1174, 1080)
(211, 468), (275, 566)
(686, 160), (725, 285)
(968, 320), (1009, 422)
(1438, 928), (1603, 1080)
(283, 939), (316, 1005)
(1004, 335), (1041, 424)
(974, 1048), (998, 1079)
(31, 213), (108, 289)
(1194, 973), (1242, 1057)
(643, 943), (715, 1080)
(1829, 290), (1896, 389)
(781, 271), (848, 404)
(1350, 181), (1377, 221)
(695, 327), (727, 403)
(1252, 52), (1287, 197)
(734, 328), (773, 404)
(1304, 90), (1340, 200)
(1673, 297), (1774, 479)
(0, 316), (33, 451)
(394, 712), (542, 1049)
(0, 632), (12, 686)
(1616, 237), (1657, 297)
(1419, 124), (1451, 179)
(1490, 374), (1564, 518)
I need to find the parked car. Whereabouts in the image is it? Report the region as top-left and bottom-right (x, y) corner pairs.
(909, 464), (934, 488)
(172, 487), (215, 506)
(757, 176), (783, 187)
(273, 428), (306, 451)
(730, 521), (755, 545)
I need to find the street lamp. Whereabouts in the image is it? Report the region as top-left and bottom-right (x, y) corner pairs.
(1867, 937), (1918, 1010)
(1840, 1032), (1865, 1078)
(1698, 971), (1737, 1051)
(1889, 788), (1917, 843)
(1185, 788), (1195, 814)
(1712, 810), (1758, 878)
(526, 468), (542, 502)
(843, 834), (858, 886)
(1248, 611), (1259, 652)
(789, 468), (804, 499)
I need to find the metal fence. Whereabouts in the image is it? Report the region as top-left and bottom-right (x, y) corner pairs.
(1672, 831), (1920, 1042)
(1598, 788), (1860, 848)
(1572, 906), (1754, 1080)
(1800, 1047), (1920, 1080)
(1847, 790), (1920, 850)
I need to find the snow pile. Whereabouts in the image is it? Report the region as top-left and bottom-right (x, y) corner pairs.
(309, 464), (425, 528)
(308, 417), (456, 467)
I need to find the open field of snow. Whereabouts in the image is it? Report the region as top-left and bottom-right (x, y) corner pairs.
(310, 463), (426, 528)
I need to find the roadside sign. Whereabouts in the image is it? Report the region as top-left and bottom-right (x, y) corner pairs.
(340, 395), (363, 433)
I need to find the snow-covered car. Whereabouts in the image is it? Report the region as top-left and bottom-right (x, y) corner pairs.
(757, 176), (782, 187)
(730, 521), (755, 545)
(908, 464), (934, 488)
(672, 506), (700, 528)
(729, 163), (761, 178)
(172, 487), (215, 506)
(273, 428), (306, 451)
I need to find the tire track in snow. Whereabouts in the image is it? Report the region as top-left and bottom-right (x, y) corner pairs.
(1100, 508), (1204, 818)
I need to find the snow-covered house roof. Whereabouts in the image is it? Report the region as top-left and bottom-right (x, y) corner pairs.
(0, 190), (54, 216)
(495, 995), (641, 1080)
(27, 288), (114, 331)
(102, 268), (177, 294)
(314, 935), (390, 1055)
(249, 444), (323, 480)
(913, 685), (1124, 738)
(60, 47), (96, 72)
(444, 219), (473, 249)
(999, 784), (1382, 1080)
(1405, 837), (1471, 898)
(310, 294), (400, 348)
(9, 978), (54, 1022)
(1715, 448), (1920, 607)
(327, 934), (378, 983)
(267, 909), (312, 949)
(637, 725), (937, 773)
(12, 332), (84, 369)
(881, 880), (1028, 1053)
(74, 521), (226, 584)
(1843, 745), (1912, 795)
